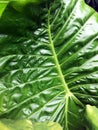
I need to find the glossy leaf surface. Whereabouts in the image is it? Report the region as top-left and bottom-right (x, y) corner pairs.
(0, 0), (98, 130)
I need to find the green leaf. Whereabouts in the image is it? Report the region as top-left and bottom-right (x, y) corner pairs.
(0, 0), (98, 130)
(0, 0), (44, 16)
(0, 119), (62, 130)
(0, 1), (9, 17)
(0, 119), (33, 130)
(85, 105), (98, 130)
(11, 0), (44, 12)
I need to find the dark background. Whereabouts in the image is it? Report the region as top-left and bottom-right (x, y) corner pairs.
(85, 0), (98, 11)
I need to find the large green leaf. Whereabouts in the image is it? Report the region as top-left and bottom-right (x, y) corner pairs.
(0, 0), (98, 130)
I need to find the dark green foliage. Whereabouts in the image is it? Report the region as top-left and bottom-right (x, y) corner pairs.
(0, 0), (98, 130)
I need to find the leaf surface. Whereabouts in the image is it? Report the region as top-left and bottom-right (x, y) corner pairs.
(0, 0), (98, 130)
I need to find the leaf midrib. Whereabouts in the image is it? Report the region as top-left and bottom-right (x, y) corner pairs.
(47, 7), (84, 109)
(47, 9), (70, 94)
